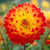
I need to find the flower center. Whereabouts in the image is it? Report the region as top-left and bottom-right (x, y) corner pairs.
(22, 19), (29, 26)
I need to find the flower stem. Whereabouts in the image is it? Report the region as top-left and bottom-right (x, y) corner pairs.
(7, 37), (9, 50)
(45, 31), (50, 43)
(24, 45), (25, 50)
(0, 31), (7, 50)
(11, 42), (13, 50)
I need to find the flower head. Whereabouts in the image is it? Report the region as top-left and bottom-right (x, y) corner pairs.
(0, 34), (3, 45)
(0, 16), (3, 26)
(0, 34), (2, 40)
(4, 3), (46, 45)
(41, 1), (49, 9)
(32, 41), (37, 46)
(1, 3), (7, 11)
(41, 11), (50, 29)
(45, 40), (50, 45)
(46, 18), (50, 29)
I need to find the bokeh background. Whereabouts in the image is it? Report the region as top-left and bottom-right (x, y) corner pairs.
(0, 0), (50, 50)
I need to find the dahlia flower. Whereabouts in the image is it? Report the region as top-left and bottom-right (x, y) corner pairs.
(0, 34), (3, 45)
(0, 34), (2, 40)
(46, 18), (50, 29)
(41, 1), (49, 9)
(4, 3), (46, 45)
(1, 3), (7, 11)
(41, 11), (50, 29)
(45, 40), (50, 44)
(32, 41), (37, 46)
(0, 16), (3, 26)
